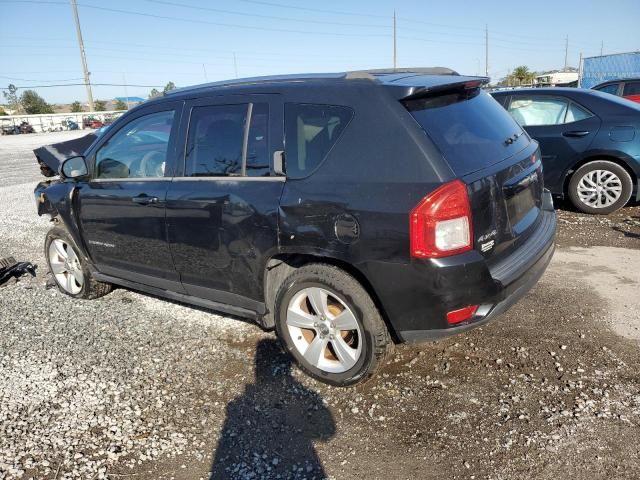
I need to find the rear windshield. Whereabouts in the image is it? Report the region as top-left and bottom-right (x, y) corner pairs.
(404, 89), (528, 175)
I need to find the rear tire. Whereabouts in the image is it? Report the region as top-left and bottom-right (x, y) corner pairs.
(568, 160), (633, 214)
(45, 226), (112, 299)
(274, 263), (392, 387)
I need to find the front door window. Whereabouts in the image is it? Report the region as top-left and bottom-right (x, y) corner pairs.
(95, 110), (174, 179)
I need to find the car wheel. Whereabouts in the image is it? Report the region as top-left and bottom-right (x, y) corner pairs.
(275, 264), (392, 386)
(568, 160), (633, 214)
(45, 226), (112, 299)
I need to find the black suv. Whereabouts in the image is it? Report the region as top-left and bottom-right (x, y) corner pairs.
(35, 68), (556, 386)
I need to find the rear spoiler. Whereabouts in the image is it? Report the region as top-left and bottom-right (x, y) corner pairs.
(401, 77), (490, 101)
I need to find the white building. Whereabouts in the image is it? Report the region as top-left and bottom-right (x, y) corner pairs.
(534, 71), (579, 87)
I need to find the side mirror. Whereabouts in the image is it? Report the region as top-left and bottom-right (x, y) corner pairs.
(60, 156), (88, 180)
(273, 150), (285, 176)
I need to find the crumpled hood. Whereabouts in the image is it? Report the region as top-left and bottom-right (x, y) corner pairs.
(33, 133), (97, 177)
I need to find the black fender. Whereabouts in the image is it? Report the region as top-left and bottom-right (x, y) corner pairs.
(34, 181), (95, 266)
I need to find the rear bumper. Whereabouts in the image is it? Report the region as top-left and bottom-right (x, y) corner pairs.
(362, 191), (557, 343)
(400, 237), (554, 342)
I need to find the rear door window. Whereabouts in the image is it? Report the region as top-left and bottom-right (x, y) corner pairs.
(246, 103), (270, 177)
(565, 102), (592, 122)
(623, 82), (640, 96)
(508, 96), (592, 125)
(185, 104), (247, 177)
(284, 103), (353, 178)
(404, 89), (527, 176)
(508, 96), (569, 126)
(596, 83), (620, 95)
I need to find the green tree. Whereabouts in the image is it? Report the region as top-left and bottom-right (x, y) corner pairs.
(94, 100), (107, 111)
(163, 81), (176, 94)
(512, 66), (536, 86)
(3, 84), (21, 113)
(114, 99), (128, 111)
(148, 88), (161, 99)
(0, 107), (7, 116)
(70, 101), (83, 112)
(20, 90), (54, 114)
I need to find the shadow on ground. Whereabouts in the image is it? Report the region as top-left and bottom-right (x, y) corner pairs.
(209, 339), (335, 480)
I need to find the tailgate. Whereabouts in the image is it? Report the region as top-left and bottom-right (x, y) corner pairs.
(403, 86), (545, 257)
(464, 142), (545, 259)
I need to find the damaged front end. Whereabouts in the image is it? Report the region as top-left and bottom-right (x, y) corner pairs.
(35, 180), (60, 217)
(33, 132), (97, 177)
(33, 132), (99, 218)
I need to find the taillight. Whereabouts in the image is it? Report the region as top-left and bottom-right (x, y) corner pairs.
(447, 305), (478, 325)
(410, 179), (473, 258)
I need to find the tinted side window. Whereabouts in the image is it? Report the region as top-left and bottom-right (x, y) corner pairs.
(508, 96), (568, 126)
(246, 103), (270, 177)
(284, 104), (353, 178)
(623, 82), (640, 96)
(185, 104), (247, 177)
(95, 110), (174, 179)
(596, 83), (620, 95)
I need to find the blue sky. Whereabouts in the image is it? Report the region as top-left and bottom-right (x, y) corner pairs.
(2, 0), (639, 103)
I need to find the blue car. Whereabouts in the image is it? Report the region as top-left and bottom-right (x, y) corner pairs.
(491, 88), (640, 214)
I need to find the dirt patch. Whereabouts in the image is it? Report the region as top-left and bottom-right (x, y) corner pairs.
(555, 199), (640, 250)
(551, 247), (640, 341)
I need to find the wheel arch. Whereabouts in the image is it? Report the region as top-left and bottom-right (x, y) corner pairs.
(262, 253), (401, 342)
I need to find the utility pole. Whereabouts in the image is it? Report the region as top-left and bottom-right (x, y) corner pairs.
(485, 24), (489, 77)
(233, 53), (238, 78)
(71, 0), (94, 112)
(393, 10), (397, 70)
(564, 35), (569, 71)
(600, 40), (604, 56)
(578, 52), (583, 87)
(202, 64), (208, 82)
(122, 73), (130, 110)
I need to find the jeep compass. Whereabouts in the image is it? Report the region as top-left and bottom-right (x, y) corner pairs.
(35, 68), (556, 386)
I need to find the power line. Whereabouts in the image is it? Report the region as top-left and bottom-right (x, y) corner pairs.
(0, 75), (84, 82)
(140, 0), (390, 28)
(77, 3), (390, 38)
(232, 0), (388, 19)
(4, 0), (628, 54)
(11, 83), (164, 89)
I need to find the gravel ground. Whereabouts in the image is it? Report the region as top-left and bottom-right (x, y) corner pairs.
(0, 132), (639, 480)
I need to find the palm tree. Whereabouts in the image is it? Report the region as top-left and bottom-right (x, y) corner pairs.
(512, 66), (531, 85)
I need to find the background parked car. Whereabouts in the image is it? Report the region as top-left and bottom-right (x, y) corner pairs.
(61, 118), (79, 131)
(1, 119), (18, 135)
(491, 88), (640, 214)
(18, 121), (35, 134)
(592, 78), (640, 103)
(83, 116), (104, 129)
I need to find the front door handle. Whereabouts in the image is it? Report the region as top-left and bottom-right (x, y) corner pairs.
(132, 195), (159, 205)
(562, 130), (590, 137)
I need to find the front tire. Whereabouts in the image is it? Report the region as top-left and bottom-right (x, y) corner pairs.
(45, 226), (112, 299)
(568, 160), (633, 214)
(274, 264), (392, 387)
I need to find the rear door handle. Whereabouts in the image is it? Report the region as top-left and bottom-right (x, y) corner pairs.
(132, 195), (159, 205)
(562, 130), (590, 137)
